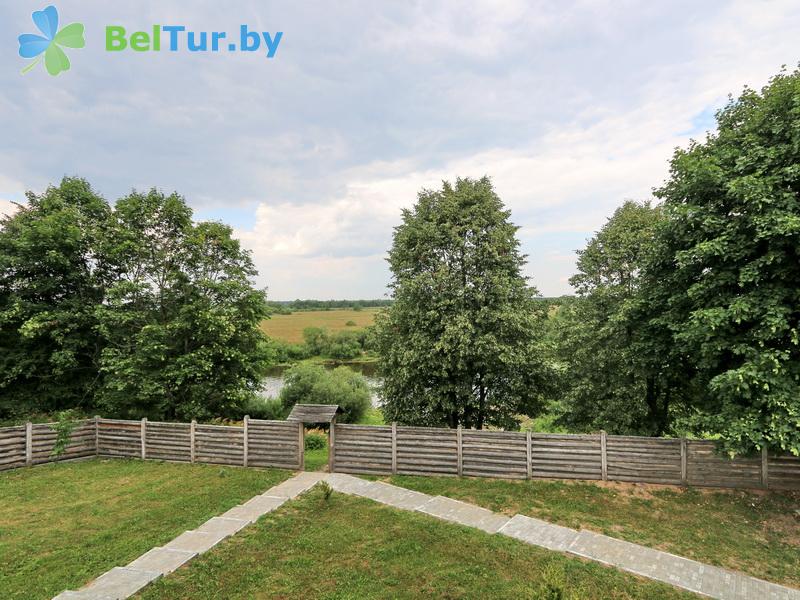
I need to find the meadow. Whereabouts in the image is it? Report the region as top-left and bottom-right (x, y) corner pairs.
(260, 307), (382, 344)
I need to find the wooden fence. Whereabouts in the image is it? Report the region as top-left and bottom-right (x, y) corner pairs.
(4, 417), (798, 491)
(0, 417), (303, 472)
(331, 424), (800, 490)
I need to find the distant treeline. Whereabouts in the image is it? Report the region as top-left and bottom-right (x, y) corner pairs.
(266, 299), (393, 314)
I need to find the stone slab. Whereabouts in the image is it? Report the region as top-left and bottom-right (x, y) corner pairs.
(127, 547), (196, 576)
(241, 493), (288, 513)
(498, 514), (580, 552)
(325, 473), (377, 495)
(82, 567), (160, 599)
(355, 480), (432, 511)
(266, 472), (327, 499)
(417, 495), (510, 533)
(221, 499), (283, 523)
(163, 530), (226, 554)
(195, 516), (249, 538)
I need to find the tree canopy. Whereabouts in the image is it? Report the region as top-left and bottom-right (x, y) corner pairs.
(639, 69), (800, 455)
(374, 177), (552, 430)
(553, 201), (669, 435)
(0, 178), (271, 421)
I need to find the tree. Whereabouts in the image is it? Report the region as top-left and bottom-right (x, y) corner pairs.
(374, 177), (551, 430)
(279, 363), (370, 423)
(0, 178), (110, 418)
(554, 201), (670, 435)
(96, 190), (272, 420)
(642, 69), (800, 455)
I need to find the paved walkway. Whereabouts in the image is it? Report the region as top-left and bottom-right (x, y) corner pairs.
(54, 472), (799, 600)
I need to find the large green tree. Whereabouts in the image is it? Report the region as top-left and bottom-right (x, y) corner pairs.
(375, 177), (551, 430)
(0, 179), (271, 421)
(96, 190), (272, 420)
(642, 69), (800, 455)
(554, 201), (671, 435)
(0, 178), (109, 418)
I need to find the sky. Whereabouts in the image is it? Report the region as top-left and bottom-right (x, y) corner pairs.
(1, 1), (799, 299)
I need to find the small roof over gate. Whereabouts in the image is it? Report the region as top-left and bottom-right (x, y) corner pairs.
(286, 404), (341, 424)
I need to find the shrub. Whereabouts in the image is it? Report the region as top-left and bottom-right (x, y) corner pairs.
(305, 431), (327, 450)
(280, 363), (371, 423)
(240, 396), (287, 421)
(345, 320), (357, 327)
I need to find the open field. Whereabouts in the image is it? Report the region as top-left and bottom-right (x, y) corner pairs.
(260, 308), (382, 343)
(137, 485), (694, 600)
(0, 459), (291, 600)
(385, 474), (800, 588)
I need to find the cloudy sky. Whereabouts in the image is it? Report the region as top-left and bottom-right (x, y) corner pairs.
(1, 1), (798, 299)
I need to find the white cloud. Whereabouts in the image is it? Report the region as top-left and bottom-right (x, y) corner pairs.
(3, 0), (800, 297)
(0, 199), (20, 218)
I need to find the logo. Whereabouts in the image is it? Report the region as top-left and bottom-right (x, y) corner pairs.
(18, 6), (85, 76)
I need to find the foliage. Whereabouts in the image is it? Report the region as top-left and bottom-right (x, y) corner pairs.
(0, 178), (272, 422)
(375, 177), (553, 429)
(282, 298), (392, 310)
(279, 363), (371, 423)
(317, 480), (333, 501)
(640, 69), (800, 455)
(301, 326), (370, 360)
(50, 409), (80, 457)
(239, 397), (287, 421)
(552, 201), (670, 435)
(304, 431), (327, 450)
(0, 178), (109, 418)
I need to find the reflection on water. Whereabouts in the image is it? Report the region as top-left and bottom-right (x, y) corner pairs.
(261, 362), (382, 407)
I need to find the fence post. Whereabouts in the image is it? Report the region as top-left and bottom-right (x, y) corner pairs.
(761, 446), (769, 489)
(526, 431), (532, 479)
(298, 421), (305, 471)
(680, 439), (688, 485)
(190, 420), (196, 464)
(328, 417), (335, 473)
(600, 430), (608, 481)
(243, 415), (249, 467)
(456, 425), (463, 477)
(140, 418), (147, 460)
(94, 416), (100, 456)
(25, 422), (32, 466)
(391, 422), (398, 475)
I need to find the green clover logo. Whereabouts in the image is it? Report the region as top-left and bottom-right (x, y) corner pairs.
(18, 6), (85, 76)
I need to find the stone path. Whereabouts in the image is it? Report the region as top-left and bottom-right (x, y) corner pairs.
(54, 471), (799, 600)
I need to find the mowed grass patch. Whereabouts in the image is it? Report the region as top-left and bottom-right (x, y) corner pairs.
(260, 308), (381, 343)
(386, 475), (800, 588)
(0, 459), (292, 600)
(138, 486), (695, 600)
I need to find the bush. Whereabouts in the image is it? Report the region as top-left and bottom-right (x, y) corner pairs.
(269, 338), (311, 363)
(305, 431), (327, 450)
(345, 320), (357, 327)
(239, 396), (287, 421)
(280, 363), (371, 423)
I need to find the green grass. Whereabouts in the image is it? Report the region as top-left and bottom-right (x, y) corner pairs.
(138, 486), (694, 599)
(361, 406), (385, 425)
(0, 459), (292, 600)
(260, 308), (381, 343)
(384, 475), (800, 588)
(304, 446), (329, 471)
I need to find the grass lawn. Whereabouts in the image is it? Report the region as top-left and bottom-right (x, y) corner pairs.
(0, 459), (292, 600)
(384, 475), (800, 588)
(260, 308), (381, 343)
(138, 486), (695, 600)
(304, 446), (329, 471)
